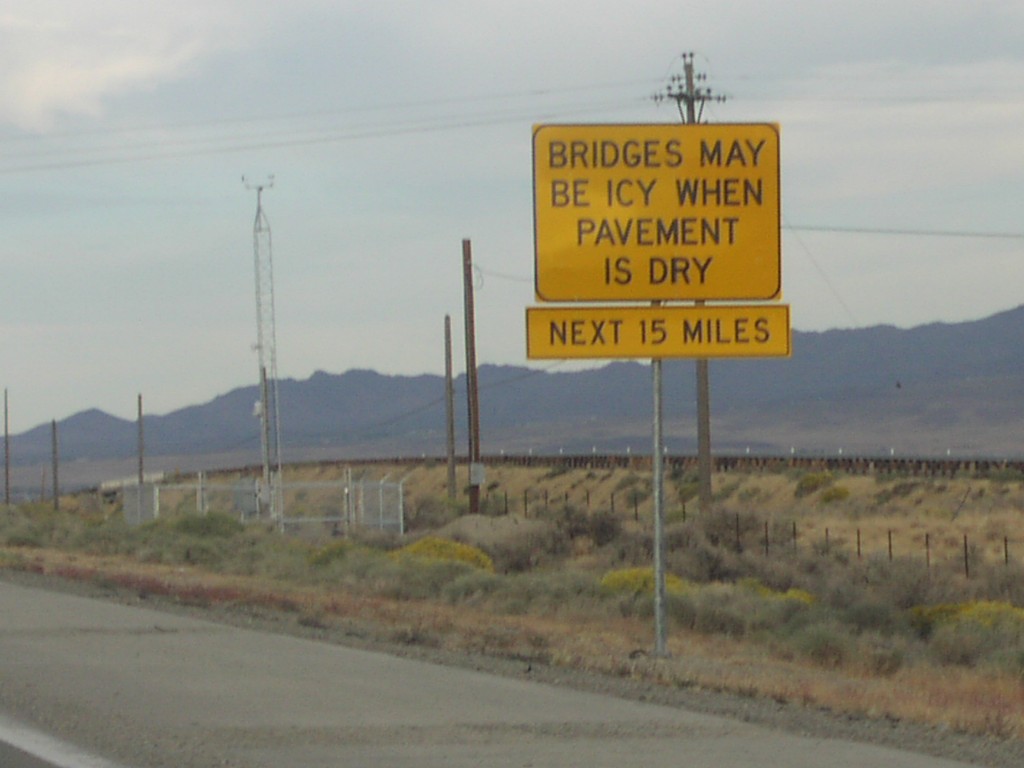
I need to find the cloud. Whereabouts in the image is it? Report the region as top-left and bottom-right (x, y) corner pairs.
(0, 2), (283, 130)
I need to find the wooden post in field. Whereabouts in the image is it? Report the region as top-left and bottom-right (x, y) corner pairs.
(444, 315), (456, 504)
(3, 388), (9, 507)
(50, 419), (58, 511)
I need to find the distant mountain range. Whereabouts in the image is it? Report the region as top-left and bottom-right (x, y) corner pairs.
(8, 305), (1024, 493)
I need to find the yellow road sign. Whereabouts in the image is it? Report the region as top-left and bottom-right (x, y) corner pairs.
(526, 304), (791, 359)
(533, 123), (780, 302)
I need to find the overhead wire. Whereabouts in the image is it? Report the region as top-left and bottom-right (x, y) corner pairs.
(0, 77), (658, 174)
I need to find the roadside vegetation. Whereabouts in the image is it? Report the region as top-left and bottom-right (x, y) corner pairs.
(2, 463), (1024, 740)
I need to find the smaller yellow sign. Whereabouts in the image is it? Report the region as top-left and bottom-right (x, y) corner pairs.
(526, 304), (790, 360)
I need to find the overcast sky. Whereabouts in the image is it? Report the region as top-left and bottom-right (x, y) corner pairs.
(1, 1), (1022, 429)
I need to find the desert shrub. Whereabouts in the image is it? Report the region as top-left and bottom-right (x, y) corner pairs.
(838, 596), (909, 636)
(859, 555), (938, 609)
(173, 512), (243, 538)
(611, 530), (653, 566)
(785, 620), (851, 667)
(669, 536), (742, 583)
(675, 592), (747, 637)
(736, 578), (815, 605)
(3, 526), (47, 548)
(624, 486), (650, 507)
(985, 468), (1024, 484)
(927, 621), (993, 666)
(487, 570), (602, 616)
(380, 557), (478, 601)
(614, 473), (642, 492)
(820, 485), (850, 504)
(794, 471), (834, 498)
(909, 600), (1024, 673)
(599, 567), (689, 595)
(393, 536), (494, 572)
(0, 504), (82, 549)
(674, 474), (700, 507)
(73, 516), (139, 555)
(221, 528), (312, 580)
(911, 600), (1024, 636)
(851, 632), (911, 676)
(487, 521), (575, 574)
(588, 510), (621, 546)
(488, 536), (537, 574)
(713, 481), (740, 502)
(873, 479), (923, 505)
(308, 540), (352, 567)
(543, 464), (570, 479)
(441, 569), (502, 605)
(666, 581), (815, 640)
(554, 506), (590, 539)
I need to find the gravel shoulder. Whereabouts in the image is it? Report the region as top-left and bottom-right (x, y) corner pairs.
(2, 567), (1022, 768)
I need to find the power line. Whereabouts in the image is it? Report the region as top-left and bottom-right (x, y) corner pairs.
(475, 220), (1024, 290)
(786, 224), (1024, 240)
(0, 77), (660, 147)
(0, 99), (648, 175)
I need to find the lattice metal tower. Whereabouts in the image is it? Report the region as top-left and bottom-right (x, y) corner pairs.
(245, 177), (284, 521)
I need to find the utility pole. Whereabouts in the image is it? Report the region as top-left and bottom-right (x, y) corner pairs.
(137, 394), (145, 523)
(656, 53), (725, 515)
(461, 239), (482, 515)
(444, 314), (456, 504)
(137, 394), (144, 487)
(50, 419), (58, 511)
(4, 389), (9, 507)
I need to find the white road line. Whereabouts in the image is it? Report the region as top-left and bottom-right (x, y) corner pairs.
(0, 715), (129, 768)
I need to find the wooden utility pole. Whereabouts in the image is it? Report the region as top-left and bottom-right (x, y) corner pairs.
(4, 389), (9, 506)
(137, 394), (144, 487)
(50, 419), (58, 511)
(659, 52), (724, 515)
(444, 315), (456, 503)
(461, 239), (482, 515)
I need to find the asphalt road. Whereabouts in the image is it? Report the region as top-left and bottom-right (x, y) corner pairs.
(0, 580), (986, 768)
(0, 741), (59, 768)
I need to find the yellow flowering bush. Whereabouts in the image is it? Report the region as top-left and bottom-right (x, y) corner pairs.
(599, 567), (690, 595)
(911, 600), (1024, 633)
(393, 536), (494, 572)
(737, 577), (816, 605)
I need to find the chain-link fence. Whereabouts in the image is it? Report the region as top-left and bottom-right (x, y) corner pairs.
(122, 472), (404, 535)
